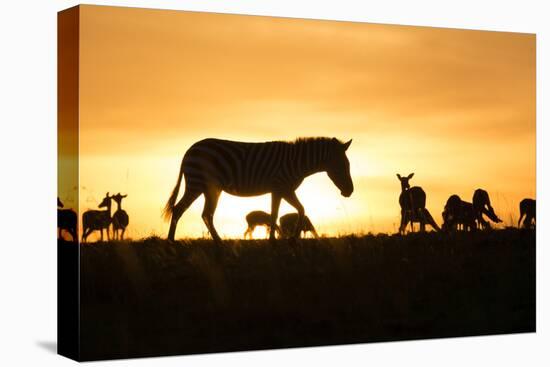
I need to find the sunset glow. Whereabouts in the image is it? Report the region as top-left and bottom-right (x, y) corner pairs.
(59, 5), (536, 240)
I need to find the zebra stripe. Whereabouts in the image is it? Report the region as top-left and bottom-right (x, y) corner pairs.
(180, 138), (330, 194)
(164, 137), (353, 242)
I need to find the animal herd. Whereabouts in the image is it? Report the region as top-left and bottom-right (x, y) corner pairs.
(397, 172), (535, 233)
(57, 192), (129, 242)
(58, 137), (536, 243)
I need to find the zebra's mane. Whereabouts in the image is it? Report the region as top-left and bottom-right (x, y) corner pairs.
(287, 137), (339, 145)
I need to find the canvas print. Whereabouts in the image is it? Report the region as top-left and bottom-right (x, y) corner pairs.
(58, 5), (536, 361)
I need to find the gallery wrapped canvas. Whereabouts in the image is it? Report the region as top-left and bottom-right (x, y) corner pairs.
(58, 5), (536, 361)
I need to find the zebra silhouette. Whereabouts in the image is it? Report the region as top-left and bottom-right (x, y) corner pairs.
(163, 137), (354, 242)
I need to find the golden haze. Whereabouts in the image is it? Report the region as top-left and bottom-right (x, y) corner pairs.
(58, 5), (536, 240)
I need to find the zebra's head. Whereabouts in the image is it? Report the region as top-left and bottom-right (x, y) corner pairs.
(326, 138), (354, 198)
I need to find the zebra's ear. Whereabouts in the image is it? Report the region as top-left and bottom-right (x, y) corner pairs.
(397, 174), (402, 180)
(408, 173), (414, 179)
(343, 139), (352, 151)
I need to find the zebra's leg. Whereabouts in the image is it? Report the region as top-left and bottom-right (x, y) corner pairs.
(282, 191), (305, 239)
(168, 189), (202, 241)
(270, 193), (282, 241)
(121, 228), (125, 240)
(202, 188), (222, 243)
(100, 228), (104, 242)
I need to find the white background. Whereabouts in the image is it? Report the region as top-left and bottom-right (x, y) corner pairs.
(0, 0), (547, 365)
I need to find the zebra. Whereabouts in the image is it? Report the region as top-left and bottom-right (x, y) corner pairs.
(396, 173), (439, 234)
(111, 193), (129, 240)
(244, 210), (281, 239)
(82, 193), (113, 242)
(280, 213), (319, 239)
(57, 197), (77, 241)
(441, 194), (477, 232)
(472, 188), (502, 229)
(518, 198), (536, 229)
(163, 137), (353, 242)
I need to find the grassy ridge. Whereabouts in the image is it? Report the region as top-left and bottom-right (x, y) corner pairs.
(72, 229), (535, 361)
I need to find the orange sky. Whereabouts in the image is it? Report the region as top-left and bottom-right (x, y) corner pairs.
(59, 5), (536, 240)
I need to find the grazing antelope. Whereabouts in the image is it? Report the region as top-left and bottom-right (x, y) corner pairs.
(244, 210), (281, 239)
(280, 213), (319, 239)
(397, 173), (439, 234)
(164, 137), (354, 242)
(518, 198), (536, 229)
(472, 189), (502, 229)
(442, 194), (477, 232)
(111, 193), (129, 240)
(82, 193), (113, 243)
(57, 197), (77, 241)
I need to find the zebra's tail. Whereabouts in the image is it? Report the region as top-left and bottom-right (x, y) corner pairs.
(162, 160), (184, 221)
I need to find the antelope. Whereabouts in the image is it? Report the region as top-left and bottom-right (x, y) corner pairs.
(518, 198), (536, 229)
(57, 197), (77, 241)
(472, 189), (502, 229)
(244, 210), (281, 239)
(280, 213), (319, 239)
(82, 193), (113, 242)
(164, 137), (353, 242)
(397, 173), (439, 234)
(111, 193), (129, 240)
(442, 194), (477, 232)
